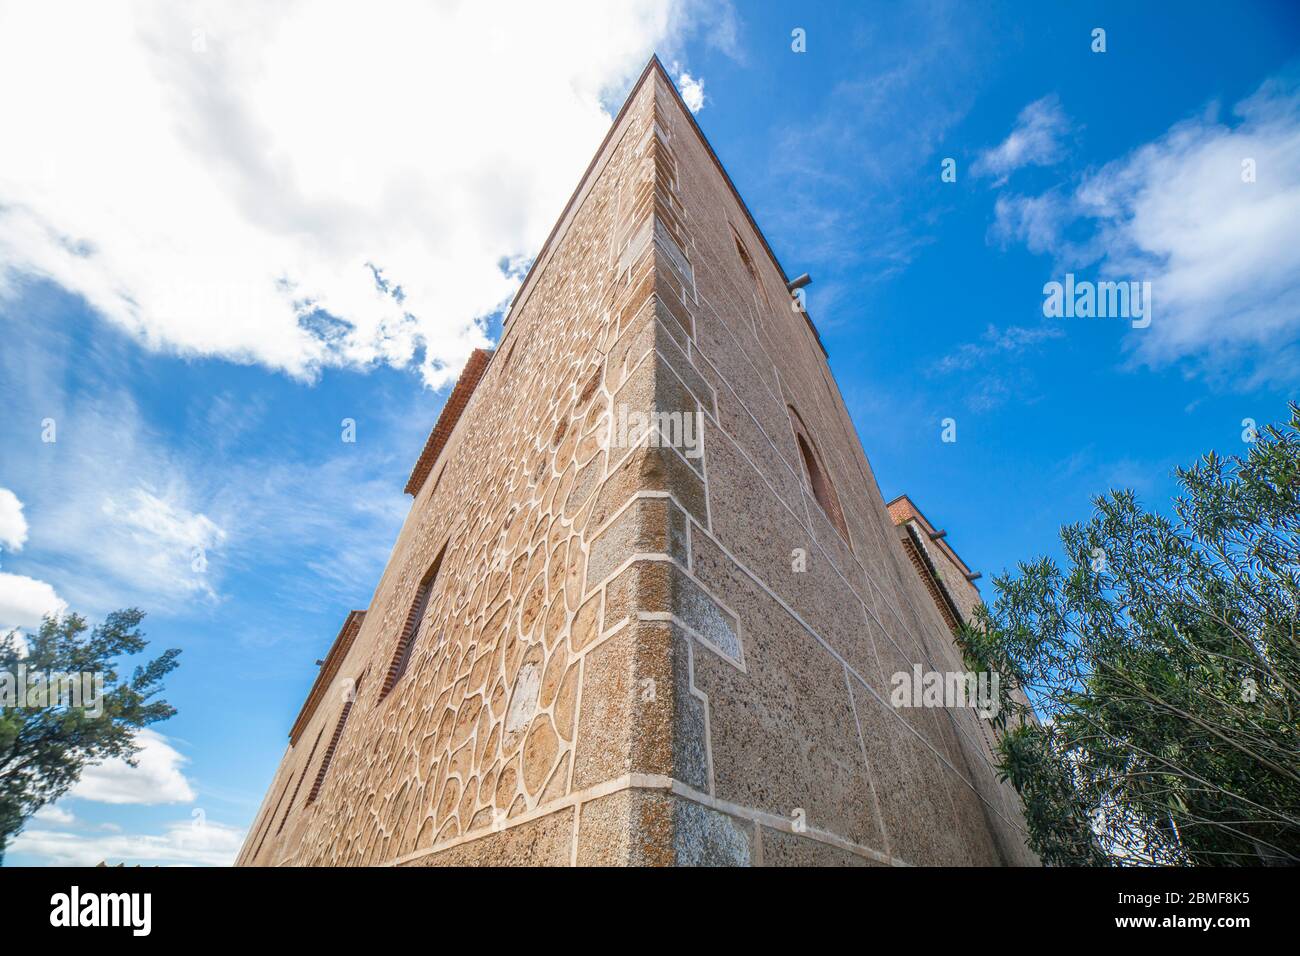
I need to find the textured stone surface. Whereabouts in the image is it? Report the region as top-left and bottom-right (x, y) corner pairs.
(585, 496), (688, 590)
(398, 808), (574, 867)
(760, 827), (883, 867)
(672, 796), (753, 866)
(577, 790), (752, 866)
(576, 789), (671, 866)
(571, 615), (708, 793)
(689, 528), (888, 852)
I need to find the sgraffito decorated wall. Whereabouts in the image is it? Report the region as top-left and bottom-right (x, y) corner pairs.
(237, 58), (1037, 867)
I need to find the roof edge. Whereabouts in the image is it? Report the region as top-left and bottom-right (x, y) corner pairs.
(404, 348), (493, 496)
(496, 56), (661, 349)
(887, 493), (978, 581)
(646, 56), (828, 357)
(289, 609), (366, 745)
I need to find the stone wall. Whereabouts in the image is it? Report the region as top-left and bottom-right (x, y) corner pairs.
(236, 59), (1037, 867)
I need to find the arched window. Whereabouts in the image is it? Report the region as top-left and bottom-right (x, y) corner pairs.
(788, 407), (849, 543)
(731, 225), (770, 311)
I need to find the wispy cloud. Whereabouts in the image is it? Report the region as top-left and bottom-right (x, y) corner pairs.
(765, 1), (988, 281)
(990, 188), (1072, 255)
(685, 0), (741, 63)
(928, 323), (1066, 413)
(932, 323), (1065, 374)
(100, 489), (227, 603)
(972, 95), (1071, 185)
(1048, 445), (1171, 502)
(0, 300), (412, 621)
(10, 385), (233, 615)
(32, 805), (76, 826)
(991, 72), (1300, 387)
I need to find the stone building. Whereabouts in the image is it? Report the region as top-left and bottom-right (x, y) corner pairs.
(236, 57), (1037, 867)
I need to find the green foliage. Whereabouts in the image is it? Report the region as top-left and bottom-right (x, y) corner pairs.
(960, 405), (1300, 865)
(0, 609), (180, 862)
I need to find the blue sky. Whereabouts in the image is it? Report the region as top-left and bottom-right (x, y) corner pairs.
(1, 0), (1297, 864)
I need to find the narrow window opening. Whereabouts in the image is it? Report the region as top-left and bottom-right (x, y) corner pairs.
(307, 673), (365, 804)
(277, 726), (325, 834)
(789, 407), (850, 543)
(732, 228), (756, 281)
(731, 226), (769, 311)
(381, 544), (447, 698)
(251, 777), (292, 860)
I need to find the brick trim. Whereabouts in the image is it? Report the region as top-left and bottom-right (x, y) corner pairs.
(900, 529), (963, 635)
(379, 544), (447, 699)
(307, 676), (364, 805)
(249, 777), (292, 862)
(404, 348), (492, 497)
(277, 725), (326, 835)
(886, 494), (977, 580)
(288, 609), (365, 745)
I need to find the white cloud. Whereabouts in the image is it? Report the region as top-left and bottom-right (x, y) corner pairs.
(10, 816), (245, 867)
(28, 473), (228, 616)
(0, 339), (235, 615)
(678, 71), (706, 113)
(991, 75), (1300, 385)
(0, 571), (66, 630)
(70, 729), (197, 805)
(973, 94), (1070, 185)
(32, 805), (77, 826)
(0, 488), (27, 551)
(687, 0), (741, 61)
(0, 1), (712, 388)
